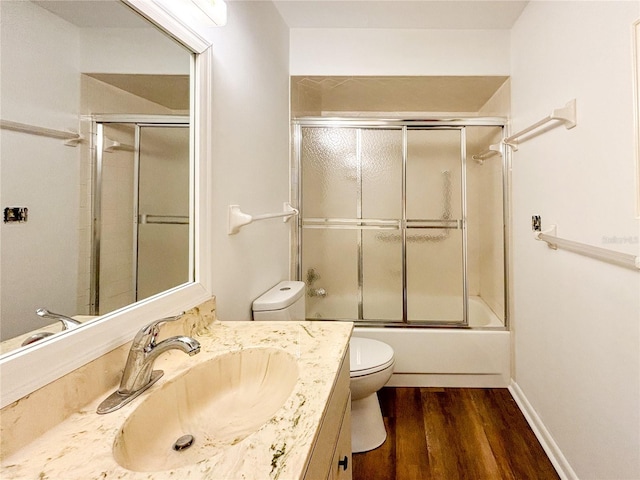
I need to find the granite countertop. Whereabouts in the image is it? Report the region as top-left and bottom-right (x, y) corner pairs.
(1, 321), (353, 480)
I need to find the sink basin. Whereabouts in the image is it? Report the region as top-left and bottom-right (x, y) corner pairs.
(112, 347), (299, 472)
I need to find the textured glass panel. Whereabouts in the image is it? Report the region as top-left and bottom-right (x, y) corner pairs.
(406, 129), (462, 220)
(361, 129), (402, 219)
(302, 228), (358, 320)
(362, 230), (403, 321)
(137, 126), (190, 301)
(406, 230), (464, 323)
(301, 127), (357, 218)
(466, 126), (505, 324)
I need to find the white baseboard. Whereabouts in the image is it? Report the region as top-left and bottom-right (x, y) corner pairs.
(509, 380), (578, 480)
(387, 373), (509, 388)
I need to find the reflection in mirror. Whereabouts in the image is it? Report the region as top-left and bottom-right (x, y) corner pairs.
(0, 0), (193, 355)
(94, 118), (190, 315)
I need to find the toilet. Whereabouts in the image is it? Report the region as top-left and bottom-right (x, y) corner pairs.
(252, 281), (395, 453)
(348, 336), (395, 452)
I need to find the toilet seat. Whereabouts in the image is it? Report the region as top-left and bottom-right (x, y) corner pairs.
(350, 337), (395, 378)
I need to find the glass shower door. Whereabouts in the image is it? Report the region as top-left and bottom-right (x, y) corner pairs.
(360, 128), (403, 321)
(298, 124), (467, 325)
(405, 128), (467, 324)
(300, 127), (403, 323)
(301, 127), (360, 320)
(93, 120), (190, 315)
(136, 125), (190, 300)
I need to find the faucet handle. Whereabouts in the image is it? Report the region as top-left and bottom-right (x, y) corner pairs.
(134, 313), (184, 350)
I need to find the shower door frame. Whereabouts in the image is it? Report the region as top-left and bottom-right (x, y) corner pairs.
(90, 114), (191, 316)
(293, 117), (509, 328)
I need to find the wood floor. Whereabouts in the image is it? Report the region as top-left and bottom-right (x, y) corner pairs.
(353, 388), (560, 480)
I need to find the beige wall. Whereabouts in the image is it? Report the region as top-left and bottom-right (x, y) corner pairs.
(290, 29), (510, 76)
(205, 1), (292, 320)
(510, 2), (640, 478)
(0, 1), (81, 339)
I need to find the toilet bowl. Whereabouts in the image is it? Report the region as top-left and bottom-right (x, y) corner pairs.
(349, 337), (395, 453)
(252, 282), (395, 453)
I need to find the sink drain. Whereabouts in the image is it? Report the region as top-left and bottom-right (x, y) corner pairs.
(173, 434), (195, 451)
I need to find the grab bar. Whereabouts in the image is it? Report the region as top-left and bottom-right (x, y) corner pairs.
(228, 202), (298, 234)
(139, 214), (189, 225)
(535, 225), (640, 271)
(302, 218), (399, 229)
(0, 119), (83, 146)
(504, 99), (576, 151)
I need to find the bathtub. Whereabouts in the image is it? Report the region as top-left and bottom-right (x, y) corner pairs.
(309, 295), (510, 387)
(308, 294), (504, 327)
(468, 296), (504, 327)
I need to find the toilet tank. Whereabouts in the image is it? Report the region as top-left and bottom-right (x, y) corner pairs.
(252, 281), (306, 321)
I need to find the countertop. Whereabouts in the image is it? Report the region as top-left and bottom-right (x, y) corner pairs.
(0, 320), (353, 480)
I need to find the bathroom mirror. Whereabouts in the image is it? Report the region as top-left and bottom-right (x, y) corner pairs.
(0, 0), (214, 407)
(0, 0), (193, 355)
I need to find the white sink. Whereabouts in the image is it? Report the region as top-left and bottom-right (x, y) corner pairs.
(112, 347), (299, 472)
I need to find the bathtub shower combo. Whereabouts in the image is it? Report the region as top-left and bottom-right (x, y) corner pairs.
(293, 118), (511, 387)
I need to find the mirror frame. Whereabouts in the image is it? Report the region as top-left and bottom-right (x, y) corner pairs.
(0, 0), (213, 408)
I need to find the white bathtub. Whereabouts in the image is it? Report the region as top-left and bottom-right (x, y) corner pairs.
(468, 296), (504, 327)
(308, 295), (510, 387)
(308, 294), (505, 327)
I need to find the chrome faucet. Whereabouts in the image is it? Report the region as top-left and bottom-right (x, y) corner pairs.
(36, 308), (81, 330)
(97, 315), (200, 414)
(21, 308), (82, 346)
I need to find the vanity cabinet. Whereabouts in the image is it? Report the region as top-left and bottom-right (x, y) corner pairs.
(303, 348), (352, 480)
(329, 396), (352, 480)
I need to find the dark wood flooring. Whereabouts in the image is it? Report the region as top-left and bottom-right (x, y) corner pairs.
(353, 388), (560, 480)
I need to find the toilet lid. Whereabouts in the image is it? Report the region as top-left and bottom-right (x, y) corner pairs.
(350, 337), (395, 377)
(252, 281), (305, 312)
